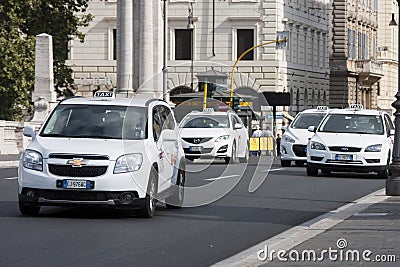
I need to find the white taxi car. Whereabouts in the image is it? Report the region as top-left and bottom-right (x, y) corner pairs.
(179, 109), (249, 163)
(280, 106), (329, 167)
(18, 92), (185, 217)
(306, 105), (394, 178)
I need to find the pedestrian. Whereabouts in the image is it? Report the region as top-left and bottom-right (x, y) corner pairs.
(252, 126), (262, 156)
(276, 134), (281, 156)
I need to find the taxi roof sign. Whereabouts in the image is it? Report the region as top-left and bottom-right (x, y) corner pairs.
(203, 108), (214, 112)
(316, 106), (328, 111)
(349, 104), (363, 110)
(94, 91), (115, 98)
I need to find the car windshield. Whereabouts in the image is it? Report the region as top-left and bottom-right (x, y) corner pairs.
(291, 113), (326, 129)
(40, 104), (148, 140)
(180, 114), (230, 128)
(319, 114), (384, 135)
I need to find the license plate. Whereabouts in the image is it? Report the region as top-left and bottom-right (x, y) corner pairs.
(63, 180), (91, 189)
(335, 154), (353, 161)
(190, 146), (202, 152)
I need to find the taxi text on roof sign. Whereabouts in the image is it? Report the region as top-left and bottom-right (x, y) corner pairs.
(349, 104), (364, 110)
(94, 91), (115, 98)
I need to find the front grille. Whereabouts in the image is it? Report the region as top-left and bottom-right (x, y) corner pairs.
(366, 159), (380, 163)
(292, 145), (307, 157)
(48, 165), (108, 177)
(311, 156), (324, 161)
(328, 147), (361, 152)
(49, 154), (109, 160)
(326, 159), (363, 164)
(22, 188), (139, 202)
(182, 137), (213, 144)
(183, 148), (213, 154)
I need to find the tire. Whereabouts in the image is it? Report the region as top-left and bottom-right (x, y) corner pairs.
(137, 167), (158, 218)
(19, 199), (40, 216)
(239, 144), (249, 163)
(166, 167), (185, 209)
(225, 143), (237, 164)
(377, 154), (391, 179)
(306, 165), (318, 176)
(295, 161), (304, 166)
(281, 160), (291, 167)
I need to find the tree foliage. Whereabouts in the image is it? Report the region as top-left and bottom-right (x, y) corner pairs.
(0, 0), (92, 121)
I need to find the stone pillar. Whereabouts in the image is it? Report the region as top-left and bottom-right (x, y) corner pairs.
(116, 0), (134, 96)
(31, 33), (57, 122)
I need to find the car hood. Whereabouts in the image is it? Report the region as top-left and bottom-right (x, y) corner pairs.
(312, 132), (386, 147)
(178, 128), (231, 138)
(29, 137), (146, 160)
(284, 128), (314, 144)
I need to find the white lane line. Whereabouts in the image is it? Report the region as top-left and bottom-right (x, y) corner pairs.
(261, 168), (285, 172)
(205, 175), (240, 181)
(4, 177), (18, 180)
(212, 188), (388, 267)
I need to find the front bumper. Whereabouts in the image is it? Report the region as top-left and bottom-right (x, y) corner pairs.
(19, 188), (146, 208)
(280, 143), (307, 161)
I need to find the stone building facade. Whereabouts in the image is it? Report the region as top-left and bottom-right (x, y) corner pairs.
(329, 0), (383, 109)
(67, 0), (331, 115)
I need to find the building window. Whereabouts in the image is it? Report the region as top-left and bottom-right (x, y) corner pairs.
(348, 29), (356, 59)
(113, 29), (117, 60)
(175, 29), (192, 60)
(237, 29), (254, 60)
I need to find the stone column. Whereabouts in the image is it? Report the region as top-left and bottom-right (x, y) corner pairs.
(31, 33), (57, 122)
(116, 0), (134, 96)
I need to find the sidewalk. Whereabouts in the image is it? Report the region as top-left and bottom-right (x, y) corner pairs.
(0, 154), (20, 168)
(261, 196), (400, 266)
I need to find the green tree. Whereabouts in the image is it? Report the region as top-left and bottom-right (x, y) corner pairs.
(0, 0), (92, 121)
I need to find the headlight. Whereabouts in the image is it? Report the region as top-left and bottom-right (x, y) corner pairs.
(365, 144), (382, 152)
(22, 149), (43, 171)
(215, 135), (230, 142)
(114, 153), (143, 174)
(310, 141), (326, 150)
(283, 135), (295, 143)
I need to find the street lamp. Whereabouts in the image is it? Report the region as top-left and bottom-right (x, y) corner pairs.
(187, 2), (194, 92)
(387, 3), (400, 195)
(163, 0), (169, 102)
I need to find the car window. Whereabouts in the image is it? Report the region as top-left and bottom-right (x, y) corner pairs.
(159, 105), (176, 131)
(291, 113), (326, 129)
(40, 104), (148, 140)
(384, 114), (395, 136)
(180, 114), (230, 128)
(319, 114), (384, 135)
(152, 106), (162, 140)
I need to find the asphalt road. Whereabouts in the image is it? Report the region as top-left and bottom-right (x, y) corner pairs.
(0, 158), (384, 267)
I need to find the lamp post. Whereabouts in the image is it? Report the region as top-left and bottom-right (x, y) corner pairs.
(163, 0), (169, 102)
(187, 1), (194, 92)
(387, 3), (400, 195)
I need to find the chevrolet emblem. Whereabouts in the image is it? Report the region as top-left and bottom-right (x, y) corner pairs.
(67, 158), (88, 167)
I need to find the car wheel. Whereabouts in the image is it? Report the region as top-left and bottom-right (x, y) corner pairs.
(306, 165), (318, 176)
(137, 167), (158, 218)
(281, 160), (291, 167)
(239, 144), (249, 163)
(19, 199), (40, 216)
(225, 143), (237, 164)
(166, 167), (185, 209)
(295, 161), (304, 166)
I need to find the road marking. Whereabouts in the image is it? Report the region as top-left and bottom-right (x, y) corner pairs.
(261, 168), (285, 172)
(205, 175), (240, 181)
(212, 188), (388, 267)
(4, 177), (17, 180)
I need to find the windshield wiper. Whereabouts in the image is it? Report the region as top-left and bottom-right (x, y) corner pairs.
(71, 135), (121, 139)
(40, 133), (68, 137)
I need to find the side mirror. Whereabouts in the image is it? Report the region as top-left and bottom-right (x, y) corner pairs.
(162, 129), (177, 142)
(281, 125), (288, 132)
(23, 125), (36, 139)
(307, 126), (316, 133)
(234, 123), (243, 130)
(390, 129), (395, 136)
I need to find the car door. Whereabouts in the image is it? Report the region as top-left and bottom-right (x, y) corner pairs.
(230, 115), (242, 155)
(233, 114), (248, 155)
(153, 105), (176, 193)
(384, 114), (395, 161)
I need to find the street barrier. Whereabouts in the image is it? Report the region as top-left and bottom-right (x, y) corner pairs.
(249, 137), (274, 154)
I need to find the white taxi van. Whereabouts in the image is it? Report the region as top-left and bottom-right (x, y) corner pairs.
(179, 109), (249, 163)
(18, 92), (185, 217)
(306, 104), (394, 178)
(280, 106), (329, 167)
